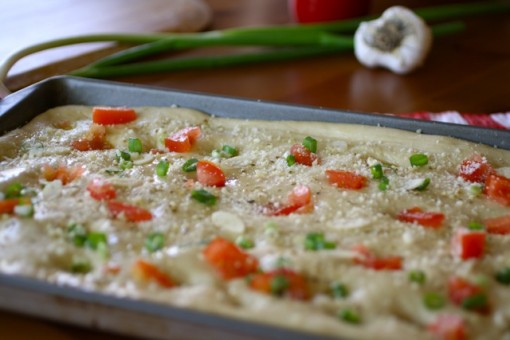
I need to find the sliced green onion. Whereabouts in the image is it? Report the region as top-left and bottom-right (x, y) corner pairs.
(331, 282), (349, 299)
(5, 182), (24, 198)
(182, 158), (199, 172)
(128, 138), (143, 153)
(379, 176), (389, 191)
(302, 136), (317, 153)
(85, 231), (108, 250)
(236, 236), (254, 249)
(286, 154), (296, 166)
(116, 150), (131, 162)
(145, 232), (165, 253)
(495, 267), (510, 285)
(468, 221), (485, 230)
(423, 292), (446, 310)
(96, 241), (110, 259)
(469, 184), (483, 196)
(67, 223), (88, 247)
(461, 293), (488, 310)
(410, 153), (429, 167)
(270, 275), (289, 296)
(67, 223), (87, 247)
(414, 178), (431, 191)
(370, 164), (383, 179)
(191, 189), (217, 206)
(338, 309), (361, 324)
(120, 160), (134, 170)
(156, 159), (170, 177)
(71, 258), (92, 274)
(408, 270), (426, 284)
(105, 169), (124, 175)
(212, 145), (239, 158)
(304, 232), (336, 251)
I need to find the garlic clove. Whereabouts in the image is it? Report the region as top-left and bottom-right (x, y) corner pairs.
(354, 6), (433, 75)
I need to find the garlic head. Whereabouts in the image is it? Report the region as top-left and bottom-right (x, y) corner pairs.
(354, 6), (433, 75)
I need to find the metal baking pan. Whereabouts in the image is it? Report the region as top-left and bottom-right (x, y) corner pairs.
(0, 76), (509, 340)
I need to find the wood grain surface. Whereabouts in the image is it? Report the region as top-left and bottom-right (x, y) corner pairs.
(0, 0), (509, 339)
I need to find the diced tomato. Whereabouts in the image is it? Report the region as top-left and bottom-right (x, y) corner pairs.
(87, 178), (117, 201)
(447, 276), (488, 313)
(355, 255), (403, 271)
(428, 314), (466, 340)
(325, 169), (367, 190)
(203, 237), (259, 280)
(196, 160), (226, 187)
(132, 259), (176, 288)
(164, 126), (201, 153)
(265, 185), (314, 216)
(42, 164), (84, 185)
(249, 268), (311, 301)
(484, 215), (510, 235)
(104, 263), (121, 275)
(485, 174), (510, 207)
(448, 276), (482, 305)
(352, 244), (403, 271)
(288, 184), (311, 206)
(451, 228), (486, 260)
(150, 148), (166, 154)
(0, 198), (20, 214)
(290, 143), (318, 166)
(397, 207), (445, 228)
(458, 154), (494, 183)
(107, 201), (153, 222)
(92, 106), (137, 125)
(71, 124), (110, 151)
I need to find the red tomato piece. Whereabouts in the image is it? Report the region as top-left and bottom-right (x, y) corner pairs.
(458, 154), (494, 183)
(485, 174), (510, 206)
(290, 0), (371, 23)
(451, 228), (486, 260)
(107, 201), (153, 222)
(203, 237), (259, 280)
(249, 268), (311, 301)
(164, 126), (201, 153)
(42, 164), (84, 185)
(132, 259), (176, 288)
(359, 256), (403, 271)
(326, 169), (367, 190)
(71, 124), (109, 151)
(266, 185), (314, 216)
(290, 144), (318, 166)
(87, 178), (117, 201)
(288, 184), (312, 206)
(196, 160), (226, 187)
(484, 215), (510, 235)
(397, 207), (445, 228)
(92, 106), (137, 125)
(0, 198), (20, 214)
(352, 245), (403, 271)
(447, 276), (488, 313)
(428, 314), (466, 340)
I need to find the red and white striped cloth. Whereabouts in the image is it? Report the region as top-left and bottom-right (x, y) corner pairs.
(399, 111), (510, 130)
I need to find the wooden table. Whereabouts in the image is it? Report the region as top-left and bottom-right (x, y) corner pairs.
(1, 0), (509, 339)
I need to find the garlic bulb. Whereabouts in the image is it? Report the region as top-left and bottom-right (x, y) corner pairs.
(354, 6), (433, 75)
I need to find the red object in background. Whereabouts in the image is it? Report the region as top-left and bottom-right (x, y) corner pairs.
(289, 0), (371, 23)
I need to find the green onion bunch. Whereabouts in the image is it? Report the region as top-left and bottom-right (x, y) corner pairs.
(1, 2), (509, 94)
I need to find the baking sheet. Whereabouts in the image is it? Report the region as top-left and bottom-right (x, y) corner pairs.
(0, 76), (509, 339)
(1, 76), (509, 149)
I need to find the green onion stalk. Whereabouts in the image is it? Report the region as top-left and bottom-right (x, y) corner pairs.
(1, 1), (509, 95)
